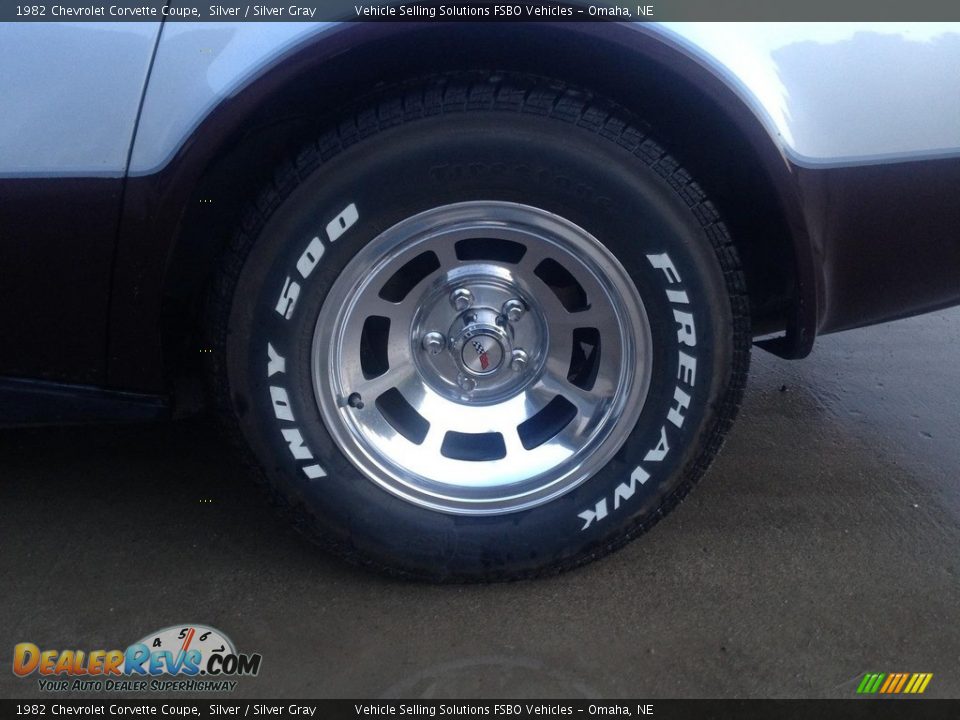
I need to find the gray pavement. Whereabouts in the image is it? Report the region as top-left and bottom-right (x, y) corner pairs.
(2, 309), (958, 699)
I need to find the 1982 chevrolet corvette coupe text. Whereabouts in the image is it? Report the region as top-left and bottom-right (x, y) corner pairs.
(3, 19), (959, 580)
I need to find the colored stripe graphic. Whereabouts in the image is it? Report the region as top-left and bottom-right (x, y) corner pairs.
(857, 672), (932, 694)
(907, 673), (934, 694)
(857, 673), (886, 694)
(879, 674), (896, 693)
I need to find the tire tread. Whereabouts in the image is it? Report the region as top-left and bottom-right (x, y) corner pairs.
(206, 71), (751, 582)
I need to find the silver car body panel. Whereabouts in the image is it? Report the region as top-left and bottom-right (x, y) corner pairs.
(658, 22), (960, 166)
(0, 22), (162, 177)
(131, 21), (960, 172)
(2, 21), (958, 176)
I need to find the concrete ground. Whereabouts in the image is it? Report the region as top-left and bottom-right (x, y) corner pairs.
(2, 309), (958, 699)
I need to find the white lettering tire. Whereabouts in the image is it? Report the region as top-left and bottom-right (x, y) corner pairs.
(206, 73), (750, 581)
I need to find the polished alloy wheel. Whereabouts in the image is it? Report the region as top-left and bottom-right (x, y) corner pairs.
(312, 201), (653, 514)
(217, 74), (750, 578)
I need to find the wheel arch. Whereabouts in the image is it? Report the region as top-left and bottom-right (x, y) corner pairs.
(109, 22), (817, 396)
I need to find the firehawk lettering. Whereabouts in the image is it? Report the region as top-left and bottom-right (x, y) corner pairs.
(578, 251), (698, 530)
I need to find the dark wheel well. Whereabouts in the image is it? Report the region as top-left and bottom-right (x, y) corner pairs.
(161, 24), (798, 406)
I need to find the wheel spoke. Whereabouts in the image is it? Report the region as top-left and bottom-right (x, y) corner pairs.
(516, 239), (553, 272)
(354, 364), (417, 405)
(549, 306), (607, 335)
(378, 299), (418, 368)
(311, 201), (651, 514)
(532, 365), (606, 420)
(419, 423), (447, 455)
(431, 237), (460, 268)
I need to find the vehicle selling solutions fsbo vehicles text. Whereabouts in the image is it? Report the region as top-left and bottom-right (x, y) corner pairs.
(352, 4), (654, 17)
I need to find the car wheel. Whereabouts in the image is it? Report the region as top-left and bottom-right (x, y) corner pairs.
(207, 73), (750, 581)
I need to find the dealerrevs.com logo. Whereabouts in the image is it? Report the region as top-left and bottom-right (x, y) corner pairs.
(13, 624), (261, 693)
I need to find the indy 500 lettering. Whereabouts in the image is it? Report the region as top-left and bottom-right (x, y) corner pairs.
(274, 203), (358, 320)
(577, 252), (698, 530)
(268, 203), (359, 481)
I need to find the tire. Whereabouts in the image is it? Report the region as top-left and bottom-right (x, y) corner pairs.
(208, 72), (750, 582)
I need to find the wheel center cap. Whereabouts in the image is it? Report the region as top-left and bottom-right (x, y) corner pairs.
(461, 333), (504, 375)
(416, 287), (540, 402)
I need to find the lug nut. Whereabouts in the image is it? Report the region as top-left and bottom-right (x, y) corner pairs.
(450, 288), (474, 312)
(503, 298), (525, 322)
(421, 331), (446, 355)
(511, 349), (529, 372)
(458, 374), (477, 392)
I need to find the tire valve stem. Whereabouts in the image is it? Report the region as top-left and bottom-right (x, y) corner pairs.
(347, 392), (364, 409)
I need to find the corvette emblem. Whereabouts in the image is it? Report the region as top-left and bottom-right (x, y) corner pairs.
(472, 339), (490, 370)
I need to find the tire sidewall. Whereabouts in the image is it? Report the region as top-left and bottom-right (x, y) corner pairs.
(226, 111), (734, 579)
